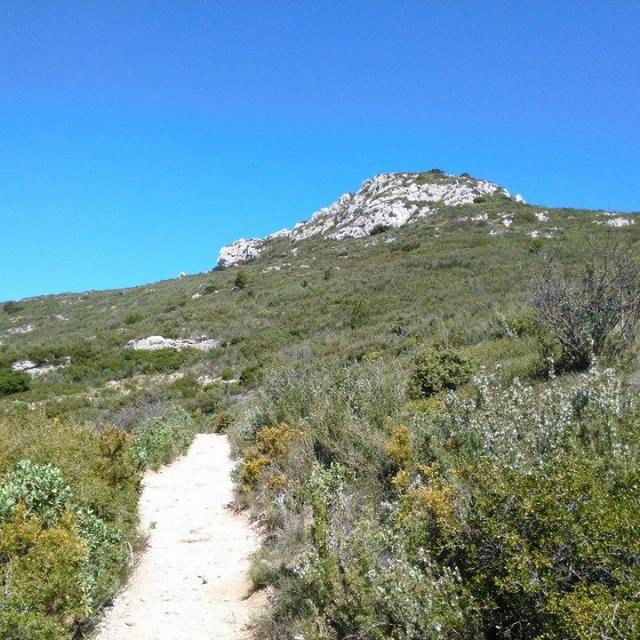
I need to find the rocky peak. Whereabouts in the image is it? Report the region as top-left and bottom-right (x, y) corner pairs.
(217, 171), (515, 267)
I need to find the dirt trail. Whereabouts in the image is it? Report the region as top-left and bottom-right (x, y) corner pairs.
(94, 434), (264, 640)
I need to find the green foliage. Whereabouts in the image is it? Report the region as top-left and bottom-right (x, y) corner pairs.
(240, 363), (263, 387)
(234, 268), (249, 289)
(202, 282), (218, 294)
(0, 369), (30, 396)
(348, 297), (370, 329)
(167, 375), (200, 399)
(0, 409), (196, 636)
(0, 460), (72, 527)
(444, 458), (640, 639)
(285, 467), (481, 640)
(369, 223), (391, 235)
(186, 385), (223, 416)
(408, 347), (474, 398)
(133, 407), (197, 469)
(237, 357), (640, 640)
(0, 455), (127, 637)
(0, 507), (88, 640)
(221, 366), (235, 380)
(2, 300), (24, 314)
(532, 245), (640, 371)
(125, 348), (192, 374)
(212, 410), (233, 433)
(124, 311), (143, 325)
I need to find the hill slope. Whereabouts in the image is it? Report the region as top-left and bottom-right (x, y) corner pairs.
(0, 169), (636, 414)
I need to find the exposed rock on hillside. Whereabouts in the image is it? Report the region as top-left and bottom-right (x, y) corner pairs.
(127, 335), (219, 351)
(217, 171), (512, 267)
(217, 238), (265, 268)
(12, 358), (69, 377)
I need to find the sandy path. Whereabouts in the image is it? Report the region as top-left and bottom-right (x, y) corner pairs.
(94, 434), (264, 640)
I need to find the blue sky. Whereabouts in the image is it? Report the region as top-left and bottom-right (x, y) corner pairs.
(1, 1), (639, 300)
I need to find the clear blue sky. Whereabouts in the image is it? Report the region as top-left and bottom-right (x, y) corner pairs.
(2, 1), (639, 300)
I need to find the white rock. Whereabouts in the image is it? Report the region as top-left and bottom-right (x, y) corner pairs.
(266, 228), (290, 240)
(191, 293), (202, 299)
(127, 335), (219, 351)
(217, 238), (265, 267)
(514, 194), (526, 204)
(197, 374), (239, 385)
(216, 172), (511, 266)
(7, 324), (34, 335)
(603, 217), (633, 227)
(535, 210), (549, 222)
(12, 360), (37, 372)
(12, 359), (68, 377)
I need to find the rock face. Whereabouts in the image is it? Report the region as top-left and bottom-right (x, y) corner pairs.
(12, 358), (69, 377)
(603, 217), (634, 227)
(216, 171), (512, 267)
(217, 238), (265, 268)
(127, 336), (219, 351)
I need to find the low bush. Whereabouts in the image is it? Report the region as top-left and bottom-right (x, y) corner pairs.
(235, 357), (640, 639)
(2, 300), (24, 314)
(124, 312), (143, 325)
(240, 363), (264, 387)
(408, 347), (474, 398)
(0, 368), (30, 396)
(234, 268), (249, 289)
(0, 417), (138, 638)
(132, 407), (198, 469)
(212, 409), (233, 433)
(0, 405), (201, 637)
(167, 375), (200, 399)
(531, 245), (640, 371)
(186, 386), (223, 416)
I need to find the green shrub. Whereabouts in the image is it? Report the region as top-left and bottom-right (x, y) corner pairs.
(203, 282), (218, 294)
(0, 455), (129, 636)
(408, 347), (474, 398)
(348, 297), (370, 329)
(125, 348), (191, 374)
(369, 223), (391, 235)
(167, 375), (200, 399)
(490, 309), (540, 339)
(531, 246), (640, 371)
(275, 465), (479, 640)
(186, 386), (223, 416)
(0, 460), (73, 527)
(0, 369), (30, 396)
(133, 407), (197, 469)
(237, 357), (640, 639)
(212, 410), (233, 433)
(240, 363), (264, 388)
(2, 300), (24, 314)
(0, 507), (88, 639)
(221, 367), (235, 381)
(234, 268), (249, 289)
(124, 311), (143, 325)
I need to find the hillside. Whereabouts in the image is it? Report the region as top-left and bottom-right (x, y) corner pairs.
(1, 169), (639, 639)
(1, 170), (637, 414)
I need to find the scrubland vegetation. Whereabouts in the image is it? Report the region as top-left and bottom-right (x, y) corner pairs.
(0, 406), (203, 638)
(236, 362), (640, 639)
(1, 188), (639, 638)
